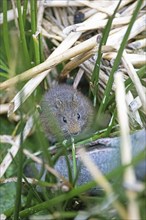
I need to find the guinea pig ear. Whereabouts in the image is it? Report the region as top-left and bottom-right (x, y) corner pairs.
(72, 93), (78, 107)
(55, 98), (63, 109)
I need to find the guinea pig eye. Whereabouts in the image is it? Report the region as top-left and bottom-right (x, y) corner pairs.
(62, 116), (67, 123)
(77, 113), (80, 120)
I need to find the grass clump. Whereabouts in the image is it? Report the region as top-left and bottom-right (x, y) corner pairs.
(0, 0), (145, 219)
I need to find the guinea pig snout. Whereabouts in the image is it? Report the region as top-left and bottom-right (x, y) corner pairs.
(72, 131), (79, 136)
(68, 124), (81, 136)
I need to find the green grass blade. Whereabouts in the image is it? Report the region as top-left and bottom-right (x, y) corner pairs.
(33, 34), (41, 65)
(16, 0), (30, 68)
(107, 65), (146, 107)
(22, 0), (28, 27)
(71, 138), (77, 185)
(13, 114), (24, 220)
(2, 0), (11, 65)
(91, 0), (122, 106)
(18, 181), (96, 218)
(30, 0), (37, 33)
(30, 0), (40, 65)
(98, 0), (143, 115)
